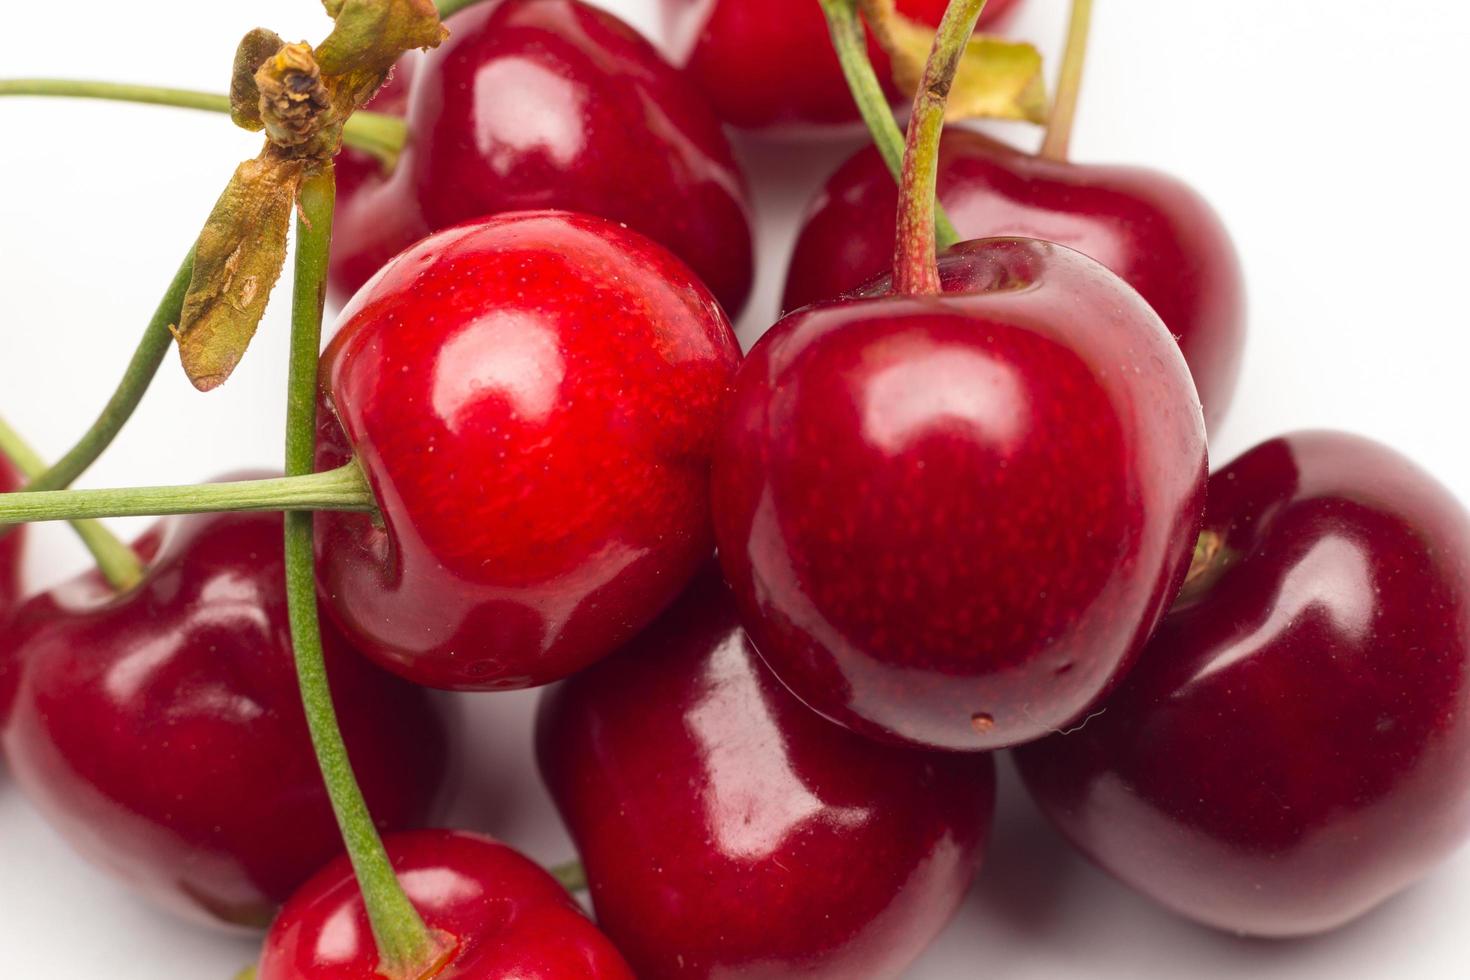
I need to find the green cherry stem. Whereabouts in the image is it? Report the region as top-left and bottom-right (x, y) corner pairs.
(893, 0), (988, 295)
(818, 0), (961, 249)
(1038, 0), (1093, 161)
(0, 415), (145, 591)
(549, 859), (588, 894)
(0, 463), (375, 524)
(434, 0), (483, 18)
(0, 80), (408, 170)
(284, 165), (447, 979)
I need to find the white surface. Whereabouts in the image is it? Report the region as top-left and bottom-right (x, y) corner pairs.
(2, 1), (1470, 977)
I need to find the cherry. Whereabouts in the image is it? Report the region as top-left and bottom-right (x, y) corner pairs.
(537, 566), (995, 977)
(315, 210), (742, 691)
(0, 506), (453, 929)
(332, 54), (418, 205)
(783, 130), (1247, 430)
(328, 0), (755, 317)
(714, 238), (1206, 752)
(257, 829), (634, 978)
(1015, 431), (1470, 936)
(660, 0), (1020, 132)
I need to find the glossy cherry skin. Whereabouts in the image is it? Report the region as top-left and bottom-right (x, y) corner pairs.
(661, 0), (1020, 132)
(714, 238), (1207, 752)
(258, 829), (634, 978)
(316, 210), (742, 691)
(328, 0), (754, 317)
(537, 567), (995, 978)
(1015, 431), (1470, 936)
(0, 507), (453, 929)
(783, 131), (1246, 431)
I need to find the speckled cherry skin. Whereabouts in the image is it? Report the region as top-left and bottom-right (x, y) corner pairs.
(661, 0), (1019, 132)
(258, 830), (635, 979)
(783, 131), (1246, 431)
(714, 238), (1207, 752)
(316, 210), (741, 692)
(0, 506), (452, 929)
(1015, 431), (1470, 937)
(328, 0), (754, 316)
(537, 567), (995, 978)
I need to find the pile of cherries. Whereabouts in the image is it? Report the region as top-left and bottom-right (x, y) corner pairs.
(4, 0), (1470, 977)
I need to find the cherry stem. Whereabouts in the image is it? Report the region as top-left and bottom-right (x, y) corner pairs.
(434, 0), (482, 17)
(818, 0), (961, 250)
(1038, 0), (1093, 161)
(0, 415), (144, 591)
(0, 80), (408, 170)
(284, 165), (447, 979)
(550, 859), (587, 893)
(0, 463), (375, 525)
(893, 0), (989, 295)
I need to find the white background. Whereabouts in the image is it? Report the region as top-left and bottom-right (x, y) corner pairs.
(3, 1), (1470, 977)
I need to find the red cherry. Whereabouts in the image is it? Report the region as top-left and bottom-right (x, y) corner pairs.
(0, 506), (453, 929)
(537, 567), (995, 978)
(713, 238), (1207, 752)
(784, 131), (1246, 431)
(333, 55), (418, 205)
(661, 0), (1021, 132)
(1015, 431), (1470, 936)
(315, 210), (741, 691)
(329, 0), (754, 317)
(257, 829), (634, 978)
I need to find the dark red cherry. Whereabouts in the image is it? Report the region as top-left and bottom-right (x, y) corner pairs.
(315, 210), (741, 691)
(783, 131), (1246, 431)
(537, 567), (995, 978)
(328, 0), (754, 317)
(661, 0), (1020, 131)
(257, 829), (634, 978)
(0, 506), (453, 929)
(1015, 431), (1470, 936)
(714, 238), (1207, 752)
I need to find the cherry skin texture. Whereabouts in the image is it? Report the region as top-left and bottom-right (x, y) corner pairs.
(1015, 431), (1470, 936)
(783, 131), (1246, 431)
(316, 210), (742, 691)
(661, 0), (1020, 132)
(538, 567), (995, 978)
(329, 0), (754, 316)
(0, 507), (453, 929)
(714, 238), (1207, 752)
(257, 829), (634, 979)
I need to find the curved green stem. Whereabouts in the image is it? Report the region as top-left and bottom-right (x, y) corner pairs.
(1039, 0), (1093, 161)
(15, 249), (194, 499)
(0, 416), (144, 591)
(893, 0), (988, 295)
(0, 463), (375, 524)
(434, 0), (483, 18)
(550, 859), (587, 894)
(819, 0), (960, 249)
(0, 79), (408, 169)
(285, 166), (446, 979)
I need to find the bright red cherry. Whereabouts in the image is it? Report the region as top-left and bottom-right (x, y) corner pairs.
(258, 829), (634, 978)
(1015, 431), (1470, 936)
(783, 131), (1246, 431)
(537, 567), (995, 978)
(660, 0), (1020, 132)
(315, 210), (741, 691)
(328, 0), (754, 316)
(714, 238), (1207, 752)
(0, 506), (452, 929)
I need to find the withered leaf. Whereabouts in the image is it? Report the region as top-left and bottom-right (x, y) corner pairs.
(315, 0), (447, 79)
(175, 152), (303, 391)
(230, 28), (285, 131)
(863, 0), (1048, 124)
(255, 43), (334, 154)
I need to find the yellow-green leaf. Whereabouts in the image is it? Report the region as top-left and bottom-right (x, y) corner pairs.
(174, 153), (303, 391)
(863, 0), (1048, 124)
(315, 0), (447, 79)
